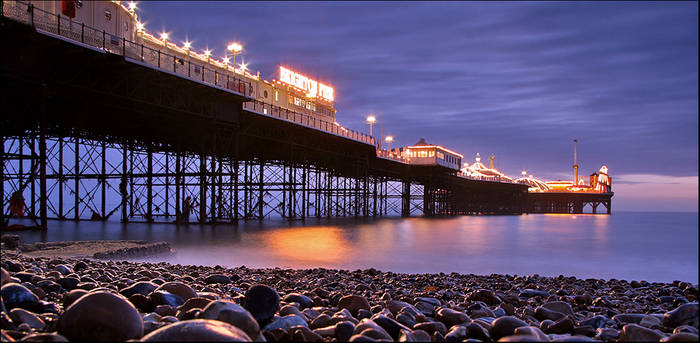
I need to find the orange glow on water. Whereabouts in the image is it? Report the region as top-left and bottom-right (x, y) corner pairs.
(259, 226), (351, 265)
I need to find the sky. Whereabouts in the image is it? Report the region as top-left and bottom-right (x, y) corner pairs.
(137, 1), (698, 212)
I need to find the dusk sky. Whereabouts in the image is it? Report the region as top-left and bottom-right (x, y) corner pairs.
(138, 1), (698, 212)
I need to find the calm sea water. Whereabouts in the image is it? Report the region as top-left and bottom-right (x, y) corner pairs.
(10, 212), (698, 283)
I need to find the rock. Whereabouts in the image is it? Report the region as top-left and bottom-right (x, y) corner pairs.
(414, 321), (447, 335)
(468, 301), (496, 318)
(490, 316), (529, 340)
(8, 309), (44, 330)
(263, 314), (308, 331)
(436, 307), (470, 327)
(36, 280), (62, 294)
(57, 291), (143, 341)
(242, 284), (280, 327)
(17, 333), (69, 341)
(140, 319), (251, 341)
(542, 301), (574, 316)
(283, 293), (314, 309)
(573, 325), (596, 337)
(595, 327), (620, 341)
(336, 321), (356, 342)
(396, 312), (416, 328)
(466, 322), (491, 341)
(73, 261), (88, 271)
(662, 303), (698, 328)
(613, 313), (646, 324)
(1, 283), (39, 311)
(469, 289), (502, 306)
(550, 335), (595, 342)
(204, 274), (231, 285)
(371, 314), (410, 340)
(336, 295), (370, 316)
(154, 282), (197, 301)
(663, 332), (700, 342)
(1, 268), (10, 286)
(387, 300), (419, 316)
(544, 316), (575, 335)
(290, 326), (323, 342)
(499, 335), (543, 341)
(581, 315), (611, 329)
(149, 290), (184, 307)
(620, 323), (663, 342)
(53, 265), (72, 276)
(353, 319), (392, 340)
(155, 305), (178, 317)
(310, 314), (332, 329)
(674, 325), (699, 335)
(120, 281), (157, 298)
(639, 314), (662, 328)
(56, 277), (79, 291)
(416, 297), (441, 307)
(177, 297), (212, 319)
(445, 325), (467, 342)
(534, 306), (566, 321)
(199, 300), (259, 340)
(1, 234), (21, 249)
(519, 289), (549, 298)
(513, 326), (549, 341)
(129, 294), (152, 312)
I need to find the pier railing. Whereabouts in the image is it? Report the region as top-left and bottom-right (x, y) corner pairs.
(1, 1), (377, 146)
(243, 100), (376, 145)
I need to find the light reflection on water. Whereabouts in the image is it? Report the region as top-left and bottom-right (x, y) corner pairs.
(10, 212), (698, 283)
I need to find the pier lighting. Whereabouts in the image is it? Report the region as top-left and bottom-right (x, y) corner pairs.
(227, 42), (243, 69)
(239, 62), (248, 72)
(160, 32), (169, 45)
(366, 115), (376, 138)
(128, 2), (137, 12)
(136, 22), (144, 32)
(385, 136), (394, 152)
(203, 49), (212, 62)
(183, 41), (191, 50)
(223, 57), (230, 65)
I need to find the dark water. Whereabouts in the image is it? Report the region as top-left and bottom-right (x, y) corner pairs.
(10, 212), (698, 283)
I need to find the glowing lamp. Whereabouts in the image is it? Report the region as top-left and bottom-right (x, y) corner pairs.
(239, 62), (248, 71)
(183, 41), (192, 50)
(385, 136), (394, 143)
(223, 57), (230, 64)
(203, 49), (211, 57)
(366, 115), (376, 124)
(227, 42), (243, 53)
(136, 22), (144, 32)
(128, 2), (137, 11)
(160, 32), (169, 41)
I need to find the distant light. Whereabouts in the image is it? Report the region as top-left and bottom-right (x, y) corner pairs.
(136, 22), (144, 32)
(227, 42), (243, 53)
(183, 41), (192, 49)
(239, 62), (248, 71)
(203, 49), (211, 57)
(222, 57), (230, 64)
(366, 115), (376, 124)
(128, 2), (137, 11)
(385, 136), (394, 143)
(160, 32), (169, 41)
(522, 170), (527, 176)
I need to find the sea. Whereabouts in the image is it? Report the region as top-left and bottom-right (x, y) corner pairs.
(9, 211), (699, 284)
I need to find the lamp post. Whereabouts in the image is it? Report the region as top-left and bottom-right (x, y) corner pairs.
(366, 115), (376, 140)
(227, 42), (243, 71)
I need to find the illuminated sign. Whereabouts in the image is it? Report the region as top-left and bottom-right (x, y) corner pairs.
(279, 66), (334, 102)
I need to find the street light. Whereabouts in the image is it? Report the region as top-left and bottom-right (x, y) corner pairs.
(385, 135), (394, 153)
(366, 115), (376, 138)
(160, 32), (169, 46)
(227, 42), (243, 70)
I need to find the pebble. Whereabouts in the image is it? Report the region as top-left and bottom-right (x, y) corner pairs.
(620, 323), (664, 342)
(662, 332), (700, 342)
(154, 282), (197, 301)
(1, 283), (39, 311)
(204, 274), (231, 285)
(542, 301), (575, 316)
(120, 281), (158, 298)
(490, 316), (529, 340)
(662, 303), (698, 328)
(436, 307), (470, 327)
(338, 295), (370, 315)
(283, 293), (314, 309)
(57, 291), (143, 341)
(514, 326), (549, 341)
(243, 284), (280, 326)
(263, 314), (308, 331)
(140, 319), (251, 341)
(199, 300), (260, 340)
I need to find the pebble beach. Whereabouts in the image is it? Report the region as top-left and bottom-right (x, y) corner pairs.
(1, 247), (698, 342)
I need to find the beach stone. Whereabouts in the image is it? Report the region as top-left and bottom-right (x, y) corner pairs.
(674, 325), (699, 335)
(436, 307), (470, 327)
(499, 335), (543, 342)
(491, 316), (529, 340)
(199, 300), (259, 340)
(444, 325), (467, 342)
(469, 289), (502, 305)
(1, 234), (21, 249)
(620, 323), (663, 342)
(204, 274), (231, 285)
(291, 326), (323, 342)
(149, 290), (184, 307)
(155, 282), (197, 301)
(542, 301), (575, 316)
(242, 284), (280, 326)
(280, 304), (307, 319)
(414, 321), (447, 335)
(662, 303), (698, 328)
(155, 305), (178, 317)
(283, 293), (314, 309)
(310, 314), (332, 329)
(8, 309), (44, 330)
(544, 316), (575, 335)
(336, 321), (356, 342)
(387, 300), (419, 316)
(535, 306), (566, 321)
(416, 297), (441, 307)
(57, 291), (143, 341)
(120, 281), (157, 298)
(639, 314), (662, 328)
(573, 325), (596, 337)
(415, 301), (435, 316)
(36, 280), (61, 294)
(73, 261), (88, 271)
(595, 327), (620, 341)
(17, 333), (69, 341)
(1, 283), (39, 311)
(353, 319), (392, 340)
(519, 289), (550, 298)
(263, 314), (308, 331)
(140, 319), (251, 341)
(396, 312), (416, 328)
(613, 313), (646, 324)
(466, 322), (492, 341)
(663, 332), (700, 342)
(1, 268), (10, 286)
(53, 265), (72, 276)
(513, 326), (549, 341)
(177, 297), (212, 318)
(372, 314), (410, 339)
(338, 295), (371, 316)
(55, 277), (79, 291)
(550, 335), (595, 342)
(581, 315), (612, 329)
(129, 294), (152, 312)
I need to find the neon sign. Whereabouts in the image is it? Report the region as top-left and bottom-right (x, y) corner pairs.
(279, 66), (334, 102)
